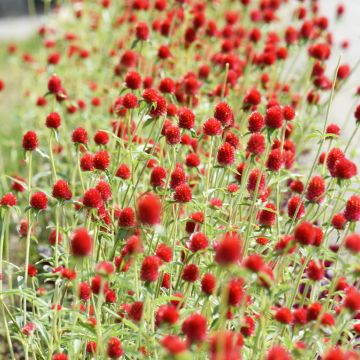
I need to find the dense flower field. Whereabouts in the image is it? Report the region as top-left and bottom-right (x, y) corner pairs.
(0, 0), (360, 359)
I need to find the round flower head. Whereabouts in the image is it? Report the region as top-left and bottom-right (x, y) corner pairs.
(140, 255), (161, 282)
(182, 263), (199, 282)
(265, 106), (283, 129)
(0, 192), (17, 207)
(214, 102), (233, 127)
(201, 273), (216, 295)
(150, 166), (167, 187)
(247, 133), (266, 155)
(116, 164), (131, 179)
(118, 207), (135, 227)
(72, 127), (88, 144)
(217, 142), (235, 166)
(48, 74), (62, 94)
(95, 180), (112, 202)
(22, 131), (38, 151)
(80, 153), (94, 172)
(71, 228), (92, 257)
(137, 193), (162, 225)
(93, 150), (110, 171)
(30, 192), (48, 210)
(189, 232), (208, 252)
(107, 337), (124, 359)
(94, 130), (109, 145)
(287, 196), (305, 219)
(203, 118), (222, 136)
(46, 112), (61, 129)
(174, 184), (192, 203)
(344, 195), (360, 222)
(182, 313), (207, 343)
(266, 346), (292, 360)
(136, 22), (150, 41)
(215, 232), (242, 265)
(165, 125), (181, 145)
(294, 222), (315, 245)
(83, 188), (103, 209)
(345, 233), (360, 253)
(155, 243), (173, 262)
(248, 111), (264, 133)
(52, 179), (72, 200)
(306, 175), (325, 203)
(178, 107), (195, 130)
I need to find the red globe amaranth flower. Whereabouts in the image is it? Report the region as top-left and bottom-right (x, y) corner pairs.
(0, 192), (17, 207)
(80, 153), (94, 172)
(116, 164), (131, 179)
(294, 222), (315, 245)
(178, 107), (195, 130)
(201, 273), (216, 295)
(306, 175), (325, 203)
(136, 22), (150, 41)
(46, 112), (61, 129)
(258, 203), (277, 227)
(215, 232), (242, 265)
(30, 192), (48, 210)
(189, 232), (208, 252)
(125, 71), (141, 90)
(94, 130), (109, 145)
(161, 335), (188, 355)
(156, 304), (179, 326)
(182, 313), (207, 343)
(247, 133), (266, 155)
(217, 142), (235, 166)
(118, 207), (135, 227)
(83, 188), (103, 209)
(344, 195), (360, 222)
(344, 288), (360, 312)
(22, 131), (38, 151)
(52, 354), (68, 360)
(182, 264), (199, 282)
(266, 346), (292, 360)
(72, 127), (88, 144)
(266, 149), (282, 171)
(248, 112), (264, 133)
(332, 213), (346, 230)
(107, 337), (124, 359)
(209, 331), (243, 360)
(334, 158), (357, 179)
(48, 74), (62, 94)
(174, 184), (192, 203)
(93, 150), (110, 171)
(265, 106), (283, 129)
(71, 228), (92, 257)
(307, 260), (324, 281)
(140, 255), (160, 282)
(137, 193), (162, 225)
(274, 307), (292, 324)
(52, 179), (72, 200)
(214, 102), (233, 127)
(150, 166), (166, 187)
(287, 196), (305, 220)
(128, 301), (143, 322)
(243, 254), (264, 273)
(345, 233), (360, 253)
(165, 125), (181, 145)
(228, 277), (245, 306)
(203, 118), (222, 136)
(155, 243), (172, 262)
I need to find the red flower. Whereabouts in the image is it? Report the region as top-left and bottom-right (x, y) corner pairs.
(217, 142), (235, 166)
(123, 93), (137, 109)
(83, 188), (103, 209)
(71, 228), (92, 257)
(52, 354), (68, 360)
(345, 233), (360, 253)
(215, 232), (242, 265)
(258, 203), (277, 227)
(93, 150), (110, 171)
(72, 127), (88, 144)
(136, 22), (150, 41)
(214, 102), (233, 127)
(334, 158), (357, 179)
(137, 193), (162, 225)
(344, 195), (360, 222)
(227, 278), (245, 306)
(94, 130), (109, 145)
(265, 106), (283, 129)
(306, 260), (324, 281)
(52, 179), (72, 200)
(243, 254), (264, 272)
(344, 288), (360, 312)
(22, 131), (38, 151)
(332, 213), (346, 230)
(30, 192), (48, 210)
(48, 229), (62, 245)
(116, 164), (131, 179)
(27, 264), (37, 277)
(128, 301), (143, 322)
(247, 168), (266, 195)
(201, 273), (216, 295)
(247, 133), (266, 155)
(46, 112), (61, 129)
(203, 118), (222, 136)
(174, 184), (192, 203)
(125, 71), (142, 89)
(159, 77), (175, 94)
(306, 175), (325, 203)
(178, 107), (195, 130)
(95, 181), (112, 202)
(248, 112), (264, 133)
(80, 153), (94, 171)
(48, 74), (62, 94)
(155, 243), (173, 262)
(182, 313), (207, 343)
(209, 331), (243, 360)
(189, 232), (208, 252)
(118, 207), (135, 227)
(266, 345), (292, 360)
(0, 192), (17, 207)
(86, 342), (97, 354)
(287, 196), (305, 219)
(274, 307), (292, 324)
(165, 124), (181, 145)
(182, 264), (199, 282)
(150, 166), (166, 187)
(79, 282), (91, 301)
(107, 337), (124, 359)
(294, 222), (315, 245)
(140, 256), (160, 282)
(266, 149), (282, 171)
(161, 335), (188, 355)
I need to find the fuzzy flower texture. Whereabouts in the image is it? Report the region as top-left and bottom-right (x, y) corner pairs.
(1, 1), (360, 360)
